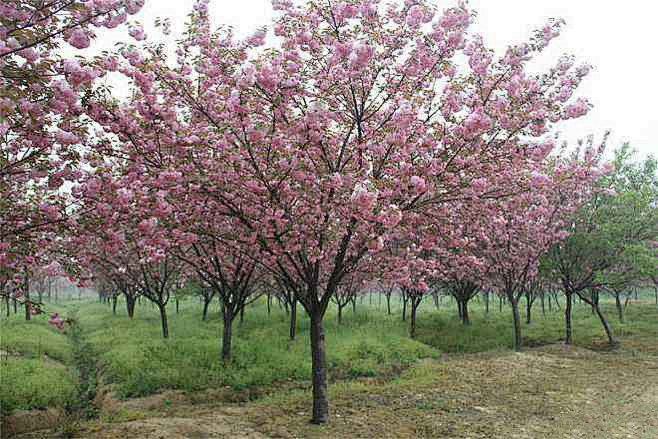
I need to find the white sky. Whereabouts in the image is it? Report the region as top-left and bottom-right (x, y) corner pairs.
(89, 0), (657, 159)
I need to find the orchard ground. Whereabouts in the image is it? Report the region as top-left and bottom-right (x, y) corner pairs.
(1, 293), (657, 438)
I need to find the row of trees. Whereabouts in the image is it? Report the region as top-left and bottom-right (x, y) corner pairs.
(2, 0), (656, 424)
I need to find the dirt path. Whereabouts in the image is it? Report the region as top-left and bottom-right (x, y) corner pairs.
(12, 343), (658, 438)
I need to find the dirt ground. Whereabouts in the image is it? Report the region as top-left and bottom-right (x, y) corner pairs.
(8, 340), (658, 439)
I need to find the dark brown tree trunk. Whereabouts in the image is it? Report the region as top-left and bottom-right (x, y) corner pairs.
(541, 292), (546, 316)
(351, 296), (356, 314)
(525, 292), (532, 324)
(126, 295), (136, 318)
(112, 295), (118, 315)
(202, 298), (210, 321)
(222, 310), (233, 361)
(410, 298), (421, 338)
(593, 300), (618, 347)
(24, 276), (31, 321)
(386, 294), (391, 315)
(402, 295), (407, 321)
(499, 295), (503, 312)
(239, 304), (245, 325)
(615, 294), (624, 323)
(4, 295), (9, 317)
(176, 298), (180, 314)
(485, 291), (490, 314)
(158, 303), (169, 339)
(337, 303), (343, 324)
(289, 297), (297, 340)
(564, 291), (573, 345)
(461, 300), (471, 325)
(13, 297), (17, 314)
(309, 312), (329, 424)
(510, 296), (523, 352)
(267, 294), (271, 316)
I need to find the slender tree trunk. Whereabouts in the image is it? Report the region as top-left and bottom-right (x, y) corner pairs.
(456, 298), (463, 320)
(564, 291), (573, 345)
(510, 296), (523, 352)
(239, 305), (245, 325)
(309, 312), (329, 424)
(485, 291), (490, 315)
(202, 297), (210, 321)
(541, 292), (546, 316)
(222, 310), (233, 361)
(594, 301), (618, 347)
(351, 296), (356, 314)
(525, 292), (532, 324)
(615, 294), (624, 323)
(386, 294), (391, 315)
(289, 297), (297, 340)
(499, 295), (503, 312)
(461, 300), (471, 325)
(432, 292), (439, 309)
(176, 298), (180, 314)
(337, 303), (343, 325)
(24, 277), (31, 321)
(158, 303), (169, 339)
(402, 295), (407, 321)
(4, 295), (9, 317)
(267, 294), (271, 316)
(13, 297), (17, 314)
(126, 295), (136, 318)
(112, 295), (118, 315)
(410, 298), (421, 338)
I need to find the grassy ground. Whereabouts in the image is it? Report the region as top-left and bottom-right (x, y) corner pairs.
(2, 293), (657, 438)
(0, 304), (77, 414)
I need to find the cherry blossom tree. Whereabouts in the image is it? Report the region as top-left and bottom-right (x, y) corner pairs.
(80, 0), (599, 423)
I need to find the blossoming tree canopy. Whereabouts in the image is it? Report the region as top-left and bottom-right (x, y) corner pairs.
(0, 1), (145, 278)
(75, 0), (600, 424)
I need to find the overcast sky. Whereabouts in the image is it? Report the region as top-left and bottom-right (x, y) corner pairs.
(92, 0), (656, 159)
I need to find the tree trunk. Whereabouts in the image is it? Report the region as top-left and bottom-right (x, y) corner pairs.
(112, 295), (118, 315)
(337, 303), (343, 325)
(202, 298), (211, 321)
(158, 303), (169, 339)
(13, 297), (17, 314)
(499, 295), (503, 312)
(239, 305), (245, 325)
(222, 310), (233, 361)
(541, 293), (545, 316)
(594, 300), (618, 347)
(564, 291), (573, 345)
(4, 295), (9, 317)
(485, 291), (489, 315)
(289, 297), (297, 340)
(176, 298), (180, 314)
(24, 277), (31, 321)
(615, 294), (624, 323)
(351, 296), (356, 314)
(402, 295), (407, 321)
(267, 294), (271, 317)
(309, 312), (329, 424)
(461, 300), (471, 325)
(456, 298), (463, 320)
(525, 292), (532, 324)
(410, 298), (420, 338)
(126, 295), (136, 318)
(386, 294), (391, 315)
(510, 297), (523, 352)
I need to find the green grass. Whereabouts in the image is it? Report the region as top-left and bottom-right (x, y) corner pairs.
(0, 304), (74, 363)
(2, 293), (656, 415)
(0, 357), (77, 413)
(77, 299), (438, 398)
(0, 305), (77, 414)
